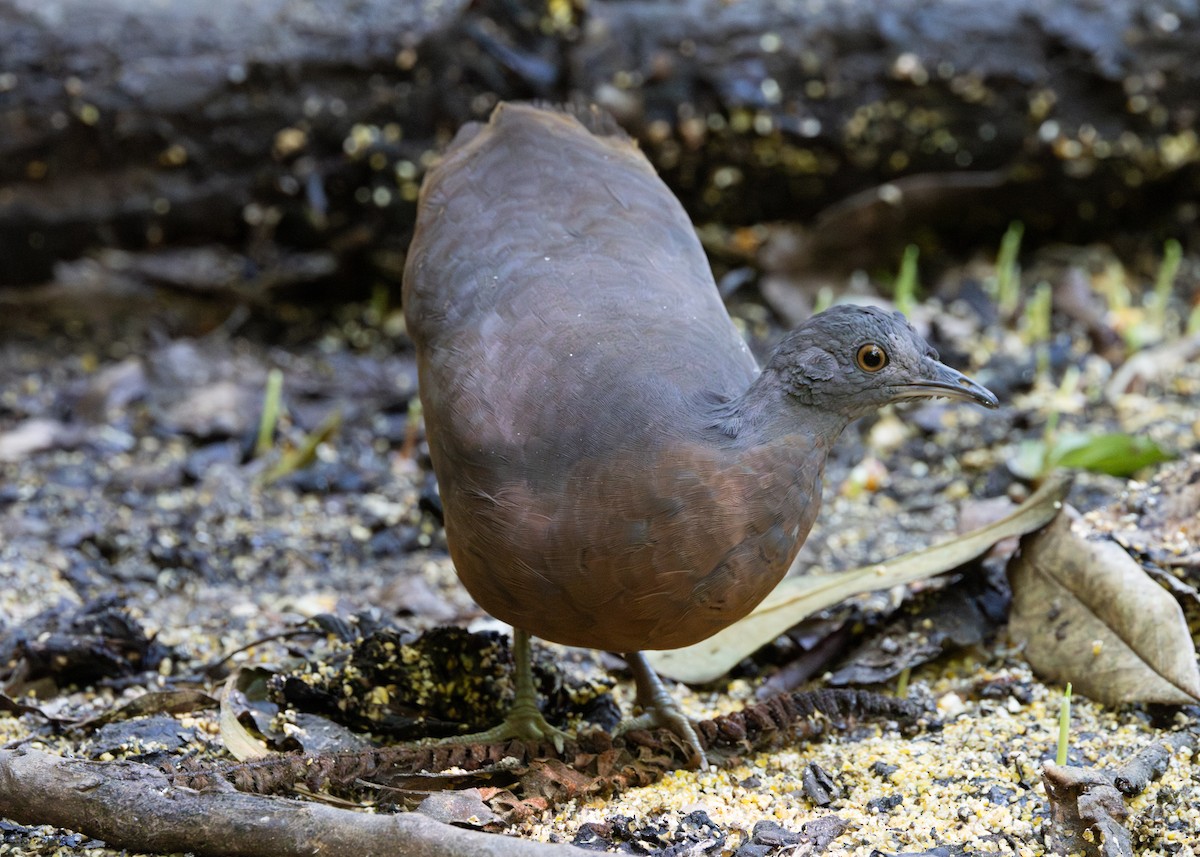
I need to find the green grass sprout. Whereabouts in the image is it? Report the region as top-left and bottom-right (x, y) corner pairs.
(255, 368), (285, 459)
(995, 221), (1024, 317)
(894, 244), (919, 317)
(262, 409), (343, 485)
(1147, 238), (1182, 333)
(1056, 682), (1072, 766)
(1026, 280), (1053, 378)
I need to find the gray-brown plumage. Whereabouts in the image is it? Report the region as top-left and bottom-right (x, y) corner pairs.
(402, 103), (996, 761)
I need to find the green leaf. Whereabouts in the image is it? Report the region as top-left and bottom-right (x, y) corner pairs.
(1049, 432), (1173, 478)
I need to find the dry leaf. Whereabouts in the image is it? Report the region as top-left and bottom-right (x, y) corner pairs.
(416, 789), (503, 829)
(219, 672), (273, 761)
(74, 689), (217, 732)
(650, 472), (1072, 683)
(1008, 508), (1200, 705)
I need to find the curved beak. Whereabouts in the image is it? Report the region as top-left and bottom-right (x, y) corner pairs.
(893, 360), (999, 409)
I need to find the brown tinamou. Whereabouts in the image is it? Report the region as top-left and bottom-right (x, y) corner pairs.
(402, 103), (997, 765)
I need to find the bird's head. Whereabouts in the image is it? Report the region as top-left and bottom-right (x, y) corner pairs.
(766, 304), (998, 422)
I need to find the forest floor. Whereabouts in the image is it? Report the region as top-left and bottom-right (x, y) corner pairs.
(1, 237), (1198, 856)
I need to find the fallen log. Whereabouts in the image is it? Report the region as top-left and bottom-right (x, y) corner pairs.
(1, 0), (1196, 289)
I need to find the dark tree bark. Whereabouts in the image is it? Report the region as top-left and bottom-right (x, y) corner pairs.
(574, 0), (1200, 226)
(1, 0), (1197, 289)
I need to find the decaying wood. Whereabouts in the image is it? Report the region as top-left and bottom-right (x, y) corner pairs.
(0, 747), (589, 857)
(1, 0), (1197, 289)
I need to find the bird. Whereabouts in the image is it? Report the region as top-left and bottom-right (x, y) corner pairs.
(402, 102), (998, 766)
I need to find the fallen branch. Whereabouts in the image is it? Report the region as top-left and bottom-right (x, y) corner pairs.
(0, 747), (589, 857)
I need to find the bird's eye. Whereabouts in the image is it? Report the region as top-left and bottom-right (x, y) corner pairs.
(856, 343), (888, 372)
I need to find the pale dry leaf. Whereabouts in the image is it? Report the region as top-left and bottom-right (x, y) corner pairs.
(218, 672), (273, 761)
(1008, 507), (1200, 705)
(650, 472), (1072, 684)
(417, 789), (504, 829)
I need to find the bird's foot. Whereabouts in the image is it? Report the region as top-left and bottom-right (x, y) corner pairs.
(619, 652), (709, 770)
(615, 704), (708, 769)
(444, 696), (572, 754)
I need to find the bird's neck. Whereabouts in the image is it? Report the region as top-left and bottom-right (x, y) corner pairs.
(708, 367), (850, 449)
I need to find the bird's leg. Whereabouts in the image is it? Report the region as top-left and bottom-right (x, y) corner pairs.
(443, 628), (571, 753)
(617, 651), (709, 769)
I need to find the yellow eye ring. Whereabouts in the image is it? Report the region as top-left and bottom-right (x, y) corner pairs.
(856, 343), (888, 372)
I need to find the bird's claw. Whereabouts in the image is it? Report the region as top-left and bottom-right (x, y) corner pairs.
(444, 698), (571, 754)
(617, 706), (709, 770)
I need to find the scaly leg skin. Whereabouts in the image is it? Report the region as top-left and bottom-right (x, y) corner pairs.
(443, 628), (572, 753)
(617, 651), (709, 769)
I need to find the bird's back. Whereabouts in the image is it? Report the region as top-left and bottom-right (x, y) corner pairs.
(403, 103), (757, 466)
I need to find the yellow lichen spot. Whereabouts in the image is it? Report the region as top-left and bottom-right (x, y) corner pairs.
(781, 146), (819, 174)
(613, 70), (637, 90)
(729, 109), (754, 134)
(1028, 88), (1057, 121)
(1054, 138), (1083, 159)
(159, 143), (188, 167)
(904, 108), (930, 135)
(887, 150), (910, 171)
(646, 119), (672, 144)
(892, 52), (929, 86)
(934, 129), (958, 153)
(545, 0), (575, 31)
(1160, 129), (1199, 168)
(712, 166), (742, 189)
(274, 127), (308, 159)
(395, 47), (418, 70)
(343, 124), (377, 158)
(679, 116), (707, 150)
(951, 73), (991, 104)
